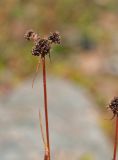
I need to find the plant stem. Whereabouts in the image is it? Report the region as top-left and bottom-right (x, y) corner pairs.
(113, 115), (118, 160)
(42, 57), (50, 160)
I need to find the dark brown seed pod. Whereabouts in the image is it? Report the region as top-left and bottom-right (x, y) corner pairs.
(48, 31), (61, 44)
(109, 97), (118, 119)
(32, 39), (51, 57)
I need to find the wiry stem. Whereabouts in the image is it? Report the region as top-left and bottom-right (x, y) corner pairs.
(38, 109), (47, 152)
(113, 115), (118, 160)
(32, 59), (40, 88)
(42, 57), (50, 160)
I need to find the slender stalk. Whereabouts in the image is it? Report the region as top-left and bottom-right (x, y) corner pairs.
(42, 57), (50, 160)
(38, 109), (47, 151)
(32, 59), (40, 88)
(113, 115), (118, 160)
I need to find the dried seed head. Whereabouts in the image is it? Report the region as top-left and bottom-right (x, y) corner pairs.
(48, 31), (61, 44)
(24, 29), (61, 58)
(24, 30), (34, 40)
(109, 97), (118, 117)
(24, 29), (39, 41)
(32, 39), (51, 57)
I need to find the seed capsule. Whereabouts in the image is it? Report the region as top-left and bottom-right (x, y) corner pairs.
(48, 32), (61, 44)
(32, 39), (51, 57)
(109, 97), (118, 119)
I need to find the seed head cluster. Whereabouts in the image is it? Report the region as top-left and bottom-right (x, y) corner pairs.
(48, 32), (61, 44)
(24, 30), (38, 41)
(32, 39), (51, 57)
(109, 97), (118, 118)
(24, 30), (61, 58)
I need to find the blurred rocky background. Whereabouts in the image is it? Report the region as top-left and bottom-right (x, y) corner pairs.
(0, 0), (118, 159)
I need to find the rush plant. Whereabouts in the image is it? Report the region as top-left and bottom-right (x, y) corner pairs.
(109, 97), (118, 160)
(24, 30), (61, 160)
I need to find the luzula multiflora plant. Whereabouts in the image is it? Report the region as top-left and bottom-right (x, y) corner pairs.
(24, 30), (61, 160)
(109, 97), (118, 160)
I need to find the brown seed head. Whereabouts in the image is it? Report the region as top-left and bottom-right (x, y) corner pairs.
(24, 29), (39, 41)
(109, 97), (118, 117)
(48, 31), (61, 44)
(24, 30), (34, 40)
(24, 29), (61, 58)
(32, 39), (51, 57)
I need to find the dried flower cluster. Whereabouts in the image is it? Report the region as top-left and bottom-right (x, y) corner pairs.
(24, 30), (61, 58)
(109, 97), (118, 118)
(24, 30), (39, 41)
(48, 32), (61, 44)
(32, 39), (51, 57)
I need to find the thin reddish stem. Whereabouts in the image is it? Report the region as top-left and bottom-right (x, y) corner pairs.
(42, 57), (50, 160)
(32, 59), (40, 88)
(38, 108), (47, 150)
(113, 115), (118, 160)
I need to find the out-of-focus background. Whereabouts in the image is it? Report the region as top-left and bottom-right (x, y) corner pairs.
(0, 0), (118, 159)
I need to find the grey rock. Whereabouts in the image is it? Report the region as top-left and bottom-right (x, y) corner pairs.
(0, 77), (112, 160)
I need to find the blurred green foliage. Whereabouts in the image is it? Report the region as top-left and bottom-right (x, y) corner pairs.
(0, 0), (117, 77)
(0, 0), (118, 142)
